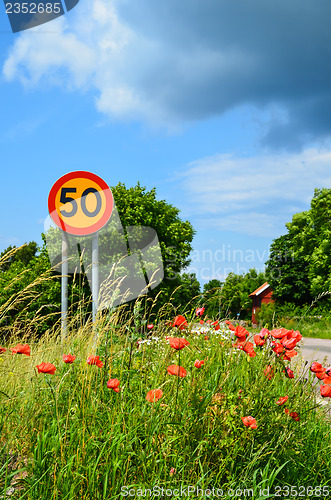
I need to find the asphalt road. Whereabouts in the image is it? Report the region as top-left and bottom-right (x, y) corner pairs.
(296, 337), (331, 419)
(299, 336), (331, 366)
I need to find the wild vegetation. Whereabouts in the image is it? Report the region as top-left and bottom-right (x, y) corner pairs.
(1, 281), (331, 499)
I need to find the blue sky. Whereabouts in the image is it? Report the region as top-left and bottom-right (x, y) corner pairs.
(1, 0), (331, 286)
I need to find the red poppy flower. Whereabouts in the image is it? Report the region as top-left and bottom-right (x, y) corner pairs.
(36, 362), (56, 374)
(172, 315), (188, 330)
(276, 395), (289, 405)
(10, 344), (30, 356)
(199, 319), (204, 324)
(291, 330), (302, 342)
(254, 335), (265, 347)
(272, 343), (284, 355)
(285, 367), (294, 379)
(234, 325), (249, 339)
(259, 328), (270, 338)
(0, 347), (6, 354)
(204, 334), (209, 340)
(147, 324), (154, 330)
(196, 307), (205, 317)
(285, 408), (299, 421)
(243, 342), (256, 357)
(270, 328), (290, 339)
(87, 355), (104, 368)
(146, 389), (163, 402)
(233, 338), (246, 349)
(315, 370), (327, 380)
(322, 376), (331, 385)
(107, 378), (120, 392)
(167, 364), (187, 378)
(63, 354), (76, 364)
(264, 365), (274, 380)
(241, 416), (257, 429)
(168, 337), (190, 350)
(194, 359), (205, 368)
(225, 320), (235, 331)
(282, 337), (298, 350)
(212, 320), (220, 330)
(310, 362), (324, 373)
(282, 349), (297, 360)
(320, 384), (331, 398)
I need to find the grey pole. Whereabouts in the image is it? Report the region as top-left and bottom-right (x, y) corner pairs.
(61, 232), (69, 340)
(92, 232), (99, 324)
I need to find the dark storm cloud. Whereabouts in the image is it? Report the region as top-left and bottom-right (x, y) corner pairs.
(116, 0), (331, 148)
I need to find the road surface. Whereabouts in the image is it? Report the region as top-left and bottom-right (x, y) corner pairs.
(299, 336), (331, 366)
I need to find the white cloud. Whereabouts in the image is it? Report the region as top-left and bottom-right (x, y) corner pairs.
(3, 18), (96, 89)
(177, 148), (331, 237)
(2, 1), (160, 121)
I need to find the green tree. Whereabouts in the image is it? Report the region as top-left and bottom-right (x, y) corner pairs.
(219, 269), (266, 319)
(0, 239), (93, 336)
(265, 188), (331, 305)
(111, 182), (195, 307)
(0, 243), (61, 336)
(202, 279), (222, 319)
(0, 241), (38, 271)
(265, 233), (311, 305)
(299, 188), (331, 296)
(170, 272), (201, 312)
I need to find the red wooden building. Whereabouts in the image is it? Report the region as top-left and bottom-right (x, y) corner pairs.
(249, 282), (274, 324)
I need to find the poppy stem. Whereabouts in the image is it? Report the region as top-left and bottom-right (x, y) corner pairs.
(102, 324), (111, 400)
(127, 340), (134, 390)
(45, 376), (64, 463)
(173, 350), (181, 421)
(301, 403), (328, 414)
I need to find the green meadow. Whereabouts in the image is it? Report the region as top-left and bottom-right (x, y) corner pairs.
(1, 295), (331, 500)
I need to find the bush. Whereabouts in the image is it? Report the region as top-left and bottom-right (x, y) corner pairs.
(255, 302), (276, 329)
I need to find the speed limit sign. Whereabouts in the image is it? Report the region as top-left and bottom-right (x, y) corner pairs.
(48, 171), (114, 235)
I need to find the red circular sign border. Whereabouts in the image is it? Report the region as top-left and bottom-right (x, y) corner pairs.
(48, 171), (114, 236)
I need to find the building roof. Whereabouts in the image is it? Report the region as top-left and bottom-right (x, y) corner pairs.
(249, 282), (271, 297)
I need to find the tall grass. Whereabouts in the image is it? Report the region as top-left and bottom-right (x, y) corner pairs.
(1, 272), (331, 498)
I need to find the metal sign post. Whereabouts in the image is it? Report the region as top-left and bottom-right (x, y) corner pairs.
(61, 232), (69, 340)
(92, 232), (99, 324)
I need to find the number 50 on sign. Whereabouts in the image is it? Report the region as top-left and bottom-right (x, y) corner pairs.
(48, 171), (113, 236)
